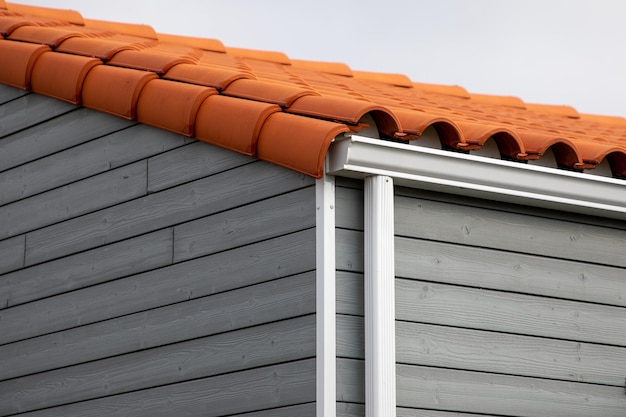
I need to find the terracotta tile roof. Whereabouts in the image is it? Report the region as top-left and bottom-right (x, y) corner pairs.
(1, 3), (626, 179)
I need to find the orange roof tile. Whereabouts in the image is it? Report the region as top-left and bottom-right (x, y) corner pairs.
(82, 65), (157, 119)
(82, 18), (157, 39)
(1, 2), (625, 179)
(157, 33), (226, 54)
(30, 51), (100, 103)
(5, 3), (82, 24)
(136, 79), (216, 136)
(195, 95), (281, 156)
(7, 25), (84, 47)
(0, 39), (48, 88)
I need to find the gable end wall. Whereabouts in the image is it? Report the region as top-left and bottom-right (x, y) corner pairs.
(0, 85), (317, 417)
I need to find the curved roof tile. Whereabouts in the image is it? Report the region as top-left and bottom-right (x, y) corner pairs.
(56, 37), (141, 60)
(136, 79), (216, 136)
(82, 64), (157, 119)
(286, 95), (401, 138)
(7, 25), (84, 47)
(163, 63), (255, 91)
(223, 78), (319, 107)
(0, 2), (625, 180)
(5, 3), (83, 24)
(195, 95), (281, 156)
(0, 39), (49, 88)
(30, 51), (101, 103)
(257, 112), (350, 177)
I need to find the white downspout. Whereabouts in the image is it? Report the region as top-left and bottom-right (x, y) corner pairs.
(364, 174), (396, 417)
(316, 172), (336, 417)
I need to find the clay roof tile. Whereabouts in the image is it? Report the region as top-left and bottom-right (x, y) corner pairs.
(0, 39), (49, 88)
(157, 33), (226, 53)
(257, 112), (350, 178)
(107, 48), (196, 75)
(30, 50), (101, 104)
(56, 37), (140, 60)
(6, 3), (83, 25)
(83, 18), (157, 40)
(225, 46), (291, 65)
(8, 25), (85, 47)
(82, 64), (157, 119)
(0, 3), (624, 180)
(136, 78), (217, 136)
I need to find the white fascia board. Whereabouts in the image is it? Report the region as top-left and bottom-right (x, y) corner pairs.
(315, 173), (336, 417)
(328, 135), (626, 220)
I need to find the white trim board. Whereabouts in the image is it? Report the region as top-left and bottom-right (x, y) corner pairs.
(315, 173), (337, 417)
(328, 135), (626, 220)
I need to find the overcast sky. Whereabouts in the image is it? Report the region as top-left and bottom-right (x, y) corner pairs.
(13, 0), (626, 117)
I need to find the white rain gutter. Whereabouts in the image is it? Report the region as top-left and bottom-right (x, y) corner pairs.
(328, 135), (626, 220)
(325, 134), (626, 417)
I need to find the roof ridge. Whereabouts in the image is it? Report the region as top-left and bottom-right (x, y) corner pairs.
(5, 2), (82, 24)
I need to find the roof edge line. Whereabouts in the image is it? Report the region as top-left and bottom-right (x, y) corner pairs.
(328, 135), (626, 220)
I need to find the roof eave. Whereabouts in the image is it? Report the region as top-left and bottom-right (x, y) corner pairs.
(327, 135), (626, 220)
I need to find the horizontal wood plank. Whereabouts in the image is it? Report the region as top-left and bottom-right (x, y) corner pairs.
(0, 84), (30, 105)
(395, 194), (626, 267)
(0, 93), (75, 140)
(336, 314), (364, 359)
(337, 315), (626, 386)
(0, 161), (147, 240)
(16, 359), (315, 417)
(0, 107), (134, 172)
(396, 236), (626, 307)
(336, 229), (364, 273)
(337, 405), (491, 417)
(336, 186), (363, 230)
(395, 185), (626, 232)
(174, 186), (315, 261)
(0, 235), (24, 276)
(1, 229), (314, 343)
(396, 408), (487, 417)
(397, 364), (626, 417)
(0, 123), (186, 206)
(0, 272), (315, 380)
(0, 316), (315, 414)
(396, 320), (626, 386)
(148, 140), (254, 192)
(0, 229), (173, 309)
(396, 278), (626, 346)
(337, 402), (365, 417)
(230, 403), (315, 417)
(336, 358), (364, 404)
(25, 162), (313, 265)
(336, 271), (364, 316)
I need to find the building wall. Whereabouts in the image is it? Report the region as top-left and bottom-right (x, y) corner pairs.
(0, 85), (317, 417)
(334, 178), (366, 417)
(335, 177), (626, 416)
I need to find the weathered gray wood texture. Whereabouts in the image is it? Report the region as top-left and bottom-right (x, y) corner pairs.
(334, 178), (626, 416)
(335, 180), (366, 414)
(393, 189), (626, 416)
(0, 88), (317, 416)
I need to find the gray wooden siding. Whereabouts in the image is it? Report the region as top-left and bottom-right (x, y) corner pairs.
(335, 178), (366, 414)
(334, 178), (626, 416)
(0, 86), (316, 416)
(394, 187), (626, 416)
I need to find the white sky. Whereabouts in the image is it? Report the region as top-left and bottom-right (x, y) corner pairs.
(11, 0), (626, 117)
